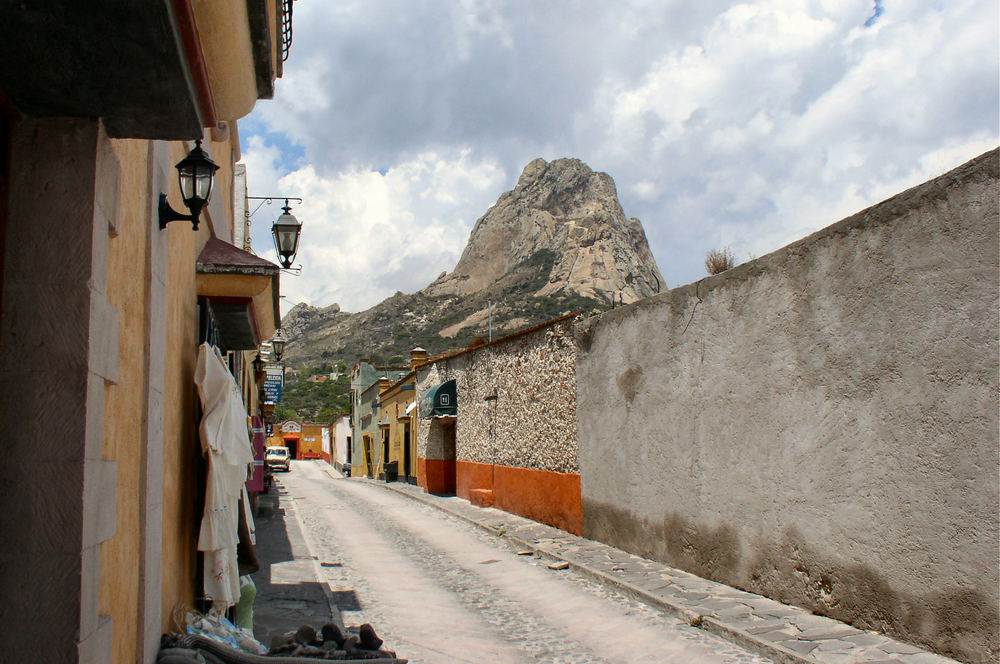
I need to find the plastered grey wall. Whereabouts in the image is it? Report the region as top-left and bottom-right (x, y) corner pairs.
(416, 318), (578, 471)
(574, 149), (999, 664)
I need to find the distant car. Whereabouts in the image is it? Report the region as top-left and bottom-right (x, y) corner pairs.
(266, 446), (290, 472)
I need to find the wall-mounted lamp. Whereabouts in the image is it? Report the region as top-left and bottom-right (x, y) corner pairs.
(159, 140), (220, 230)
(271, 329), (286, 361)
(252, 352), (264, 374)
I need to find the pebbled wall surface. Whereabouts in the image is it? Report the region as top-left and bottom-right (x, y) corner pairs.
(417, 316), (579, 472)
(575, 149), (999, 664)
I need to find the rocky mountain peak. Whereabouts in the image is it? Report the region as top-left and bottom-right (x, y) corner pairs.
(280, 158), (664, 365)
(423, 157), (662, 303)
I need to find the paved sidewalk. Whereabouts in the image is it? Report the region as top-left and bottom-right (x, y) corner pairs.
(251, 477), (344, 647)
(319, 464), (958, 664)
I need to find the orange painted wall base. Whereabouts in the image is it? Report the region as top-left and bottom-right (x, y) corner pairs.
(418, 457), (456, 495)
(456, 460), (582, 535)
(469, 488), (494, 507)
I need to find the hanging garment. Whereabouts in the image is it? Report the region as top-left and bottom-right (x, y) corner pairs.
(236, 493), (259, 576)
(195, 343), (255, 609)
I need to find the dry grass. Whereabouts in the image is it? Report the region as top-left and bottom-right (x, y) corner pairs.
(704, 247), (737, 275)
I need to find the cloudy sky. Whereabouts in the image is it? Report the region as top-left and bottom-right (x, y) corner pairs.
(239, 0), (998, 314)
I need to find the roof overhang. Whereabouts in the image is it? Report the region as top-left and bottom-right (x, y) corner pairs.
(0, 1), (280, 139)
(197, 238), (280, 349)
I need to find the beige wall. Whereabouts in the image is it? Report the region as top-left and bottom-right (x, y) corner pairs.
(575, 149), (999, 664)
(98, 137), (148, 664)
(160, 135), (240, 629)
(95, 131), (242, 659)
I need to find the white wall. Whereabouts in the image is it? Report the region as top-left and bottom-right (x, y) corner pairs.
(334, 415), (350, 467)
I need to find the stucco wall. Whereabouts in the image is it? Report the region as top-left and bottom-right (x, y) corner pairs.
(334, 416), (350, 468)
(160, 139), (210, 635)
(575, 149), (999, 663)
(100, 136), (148, 664)
(0, 118), (117, 662)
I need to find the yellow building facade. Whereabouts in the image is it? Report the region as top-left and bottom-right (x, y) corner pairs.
(270, 420), (329, 461)
(0, 3), (289, 662)
(374, 348), (428, 483)
(377, 374), (417, 482)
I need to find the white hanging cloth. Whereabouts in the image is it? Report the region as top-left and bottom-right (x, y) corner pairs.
(195, 342), (254, 609)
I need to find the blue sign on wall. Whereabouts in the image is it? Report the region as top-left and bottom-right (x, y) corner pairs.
(264, 367), (284, 402)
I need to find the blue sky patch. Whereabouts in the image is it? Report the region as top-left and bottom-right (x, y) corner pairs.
(865, 0), (885, 27)
(241, 116), (307, 173)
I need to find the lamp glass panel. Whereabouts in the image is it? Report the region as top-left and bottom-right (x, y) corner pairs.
(178, 165), (195, 201)
(194, 164), (213, 202)
(273, 224), (300, 254)
(272, 212), (302, 265)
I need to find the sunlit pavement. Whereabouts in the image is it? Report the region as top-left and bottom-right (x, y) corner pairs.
(258, 460), (772, 663)
(253, 461), (956, 664)
(341, 467), (958, 664)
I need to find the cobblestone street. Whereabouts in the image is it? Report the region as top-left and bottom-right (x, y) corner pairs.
(262, 461), (773, 663)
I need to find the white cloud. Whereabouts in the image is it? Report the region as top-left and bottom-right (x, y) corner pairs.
(241, 0), (998, 307)
(240, 143), (505, 313)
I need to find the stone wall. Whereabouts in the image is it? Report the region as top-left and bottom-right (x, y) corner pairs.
(415, 316), (582, 530)
(417, 316), (579, 471)
(574, 149), (999, 663)
(460, 319), (579, 472)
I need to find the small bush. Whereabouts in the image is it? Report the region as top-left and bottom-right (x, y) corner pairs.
(705, 247), (737, 275)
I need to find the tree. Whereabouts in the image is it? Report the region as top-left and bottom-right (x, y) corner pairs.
(705, 247), (736, 275)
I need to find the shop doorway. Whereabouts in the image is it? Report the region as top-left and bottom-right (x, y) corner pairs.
(429, 418), (457, 495)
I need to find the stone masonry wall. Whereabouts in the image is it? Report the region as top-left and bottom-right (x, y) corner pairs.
(416, 317), (579, 472)
(574, 149), (999, 664)
(459, 319), (578, 472)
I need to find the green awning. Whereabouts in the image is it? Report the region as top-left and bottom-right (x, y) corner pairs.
(420, 379), (457, 419)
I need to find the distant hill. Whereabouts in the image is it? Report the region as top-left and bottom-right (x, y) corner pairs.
(281, 157), (664, 367)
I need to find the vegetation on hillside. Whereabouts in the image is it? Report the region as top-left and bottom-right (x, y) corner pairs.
(273, 371), (351, 423)
(278, 250), (609, 400)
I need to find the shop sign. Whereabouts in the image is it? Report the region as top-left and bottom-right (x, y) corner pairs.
(264, 366), (283, 402)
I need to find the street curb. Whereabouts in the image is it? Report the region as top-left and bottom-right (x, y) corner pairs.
(332, 470), (959, 664)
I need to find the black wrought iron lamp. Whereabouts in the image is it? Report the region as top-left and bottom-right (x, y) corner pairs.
(271, 329), (286, 361)
(247, 196), (304, 273)
(252, 352), (264, 374)
(159, 139), (220, 230)
(271, 200), (303, 269)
